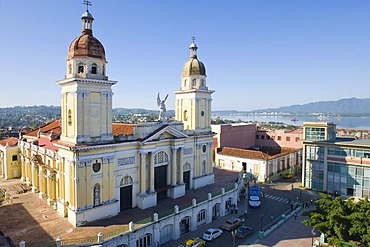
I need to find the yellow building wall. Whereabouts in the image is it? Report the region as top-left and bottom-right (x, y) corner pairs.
(0, 146), (21, 179)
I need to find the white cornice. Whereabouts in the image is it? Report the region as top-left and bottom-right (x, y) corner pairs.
(56, 77), (117, 86)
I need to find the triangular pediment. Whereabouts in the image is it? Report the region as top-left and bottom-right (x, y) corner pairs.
(141, 125), (189, 143)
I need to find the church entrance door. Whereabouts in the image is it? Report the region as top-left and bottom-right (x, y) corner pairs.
(183, 171), (190, 190)
(155, 165), (167, 200)
(120, 185), (132, 211)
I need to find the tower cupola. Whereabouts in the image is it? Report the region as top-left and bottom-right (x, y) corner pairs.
(58, 1), (117, 145)
(81, 10), (94, 35)
(181, 37), (206, 78)
(174, 37), (214, 134)
(65, 1), (107, 80)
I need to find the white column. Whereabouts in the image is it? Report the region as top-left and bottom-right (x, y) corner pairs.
(140, 152), (147, 194)
(171, 148), (177, 186)
(149, 152), (155, 193)
(178, 148), (184, 184)
(167, 160), (171, 185)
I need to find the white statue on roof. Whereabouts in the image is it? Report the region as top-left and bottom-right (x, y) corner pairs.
(157, 93), (168, 122)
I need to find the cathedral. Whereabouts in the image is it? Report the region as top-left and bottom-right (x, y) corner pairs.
(17, 7), (215, 226)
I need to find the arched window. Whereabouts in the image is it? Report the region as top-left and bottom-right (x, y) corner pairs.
(202, 160), (206, 175)
(120, 176), (133, 186)
(136, 233), (152, 247)
(197, 209), (206, 226)
(102, 65), (105, 75)
(192, 79), (196, 86)
(183, 110), (188, 121)
(184, 79), (187, 87)
(154, 151), (169, 165)
(67, 109), (72, 126)
(78, 65), (84, 74)
(91, 63), (97, 74)
(201, 79), (204, 86)
(93, 183), (100, 207)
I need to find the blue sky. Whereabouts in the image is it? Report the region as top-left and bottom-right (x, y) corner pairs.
(1, 1), (370, 111)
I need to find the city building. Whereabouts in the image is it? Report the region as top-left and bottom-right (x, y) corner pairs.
(0, 137), (20, 180)
(211, 123), (302, 181)
(17, 7), (215, 226)
(216, 146), (300, 182)
(302, 122), (370, 198)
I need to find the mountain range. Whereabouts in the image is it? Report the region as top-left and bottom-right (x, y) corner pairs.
(249, 98), (370, 114)
(1, 98), (370, 118)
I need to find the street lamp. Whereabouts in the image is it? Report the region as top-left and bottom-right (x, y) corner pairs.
(311, 228), (316, 247)
(243, 209), (248, 224)
(260, 214), (264, 232)
(231, 229), (237, 247)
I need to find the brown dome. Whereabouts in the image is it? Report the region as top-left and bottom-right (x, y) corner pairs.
(67, 30), (106, 60)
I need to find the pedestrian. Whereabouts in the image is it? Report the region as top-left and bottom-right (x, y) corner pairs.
(288, 198), (291, 204)
(270, 214), (274, 221)
(235, 206), (238, 214)
(294, 212), (297, 220)
(290, 203), (293, 210)
(291, 184), (293, 190)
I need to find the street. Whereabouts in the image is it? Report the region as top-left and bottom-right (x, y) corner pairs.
(166, 178), (319, 247)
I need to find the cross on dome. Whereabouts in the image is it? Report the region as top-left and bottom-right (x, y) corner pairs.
(83, 0), (92, 12)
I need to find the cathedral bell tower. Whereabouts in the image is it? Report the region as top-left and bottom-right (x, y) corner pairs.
(57, 5), (117, 145)
(174, 38), (214, 133)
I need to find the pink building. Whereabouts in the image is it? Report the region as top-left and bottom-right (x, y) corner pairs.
(212, 123), (257, 149)
(256, 129), (303, 149)
(211, 124), (303, 179)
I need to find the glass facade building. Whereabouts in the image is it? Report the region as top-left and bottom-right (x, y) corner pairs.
(302, 122), (370, 198)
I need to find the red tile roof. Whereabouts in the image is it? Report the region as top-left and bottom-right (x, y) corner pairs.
(112, 123), (135, 136)
(38, 137), (59, 151)
(0, 137), (18, 147)
(217, 147), (300, 160)
(26, 120), (61, 137)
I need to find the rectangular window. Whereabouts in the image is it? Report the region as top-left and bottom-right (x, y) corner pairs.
(356, 167), (364, 177)
(286, 137), (290, 141)
(267, 135), (271, 140)
(295, 137), (300, 142)
(364, 168), (370, 178)
(305, 127), (326, 141)
(12, 155), (17, 161)
(261, 135), (265, 140)
(277, 136), (281, 141)
(256, 135), (259, 139)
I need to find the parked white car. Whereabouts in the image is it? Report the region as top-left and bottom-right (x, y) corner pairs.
(202, 228), (223, 241)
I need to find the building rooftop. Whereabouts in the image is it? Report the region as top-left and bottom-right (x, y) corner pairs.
(0, 137), (18, 147)
(217, 146), (300, 160)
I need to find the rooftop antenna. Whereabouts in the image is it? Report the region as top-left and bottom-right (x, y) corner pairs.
(83, 0), (92, 12)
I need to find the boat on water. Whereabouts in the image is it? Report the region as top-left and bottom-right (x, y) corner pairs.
(291, 118), (298, 122)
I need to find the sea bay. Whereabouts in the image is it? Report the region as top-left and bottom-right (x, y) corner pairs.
(213, 114), (370, 130)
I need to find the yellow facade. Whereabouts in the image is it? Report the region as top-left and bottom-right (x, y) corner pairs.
(0, 139), (21, 180)
(16, 8), (215, 227)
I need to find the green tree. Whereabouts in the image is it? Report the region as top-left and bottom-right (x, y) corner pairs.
(303, 193), (370, 246)
(347, 197), (370, 245)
